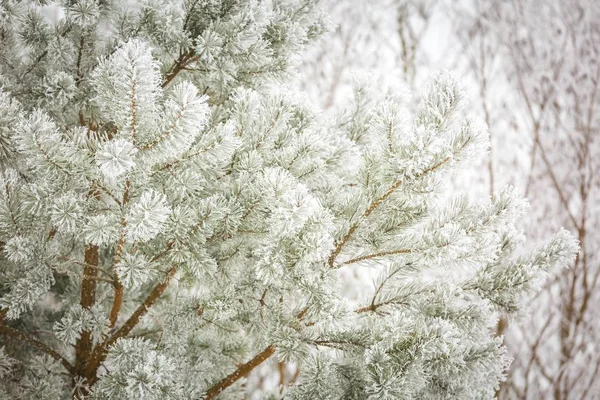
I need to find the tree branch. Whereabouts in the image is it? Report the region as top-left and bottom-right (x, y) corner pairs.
(0, 322), (74, 374)
(108, 179), (131, 328)
(204, 345), (276, 400)
(85, 266), (178, 384)
(328, 157), (450, 268)
(108, 267), (177, 346)
(162, 50), (199, 88)
(336, 248), (413, 268)
(328, 179), (403, 268)
(74, 244), (99, 381)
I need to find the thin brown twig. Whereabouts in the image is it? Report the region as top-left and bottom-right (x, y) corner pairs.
(328, 157), (450, 268)
(162, 51), (200, 88)
(204, 345), (276, 400)
(337, 248), (413, 268)
(85, 266), (178, 385)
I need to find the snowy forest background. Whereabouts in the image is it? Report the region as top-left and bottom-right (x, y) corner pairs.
(294, 1), (599, 399)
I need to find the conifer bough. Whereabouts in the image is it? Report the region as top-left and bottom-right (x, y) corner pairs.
(0, 1), (577, 399)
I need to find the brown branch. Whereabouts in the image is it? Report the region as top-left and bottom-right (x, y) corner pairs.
(75, 35), (86, 86)
(327, 179), (403, 268)
(278, 361), (286, 393)
(0, 320), (74, 374)
(354, 287), (420, 315)
(523, 313), (554, 391)
(130, 78), (138, 143)
(362, 263), (412, 314)
(512, 44), (578, 230)
(108, 267), (177, 345)
(354, 296), (407, 314)
(162, 51), (199, 88)
(204, 345), (276, 400)
(21, 50), (48, 79)
(322, 33), (351, 110)
(355, 304), (377, 314)
(478, 42), (494, 198)
(85, 266), (178, 384)
(150, 240), (175, 263)
(108, 179), (131, 329)
(328, 157), (450, 268)
(108, 250), (125, 328)
(92, 181), (121, 206)
(337, 248), (413, 268)
(73, 244), (99, 382)
(138, 107), (185, 151)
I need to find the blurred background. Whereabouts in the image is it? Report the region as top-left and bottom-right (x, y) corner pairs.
(293, 1), (600, 399)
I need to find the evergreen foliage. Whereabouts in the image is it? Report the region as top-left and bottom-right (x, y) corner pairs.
(0, 1), (577, 399)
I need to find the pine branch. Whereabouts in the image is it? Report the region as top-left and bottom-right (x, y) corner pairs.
(149, 240), (175, 263)
(162, 50), (199, 88)
(355, 304), (377, 314)
(0, 319), (74, 374)
(85, 266), (178, 384)
(356, 264), (410, 314)
(354, 297), (406, 314)
(204, 345), (276, 400)
(138, 107), (185, 151)
(152, 142), (218, 175)
(92, 181), (122, 206)
(73, 244), (99, 381)
(337, 248), (413, 268)
(107, 267), (177, 346)
(108, 179), (131, 328)
(200, 307), (312, 397)
(21, 50), (48, 79)
(130, 78), (138, 143)
(19, 24), (72, 81)
(328, 157), (450, 268)
(312, 338), (368, 349)
(75, 35), (86, 85)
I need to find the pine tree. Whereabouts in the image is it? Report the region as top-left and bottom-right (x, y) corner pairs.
(0, 1), (577, 399)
